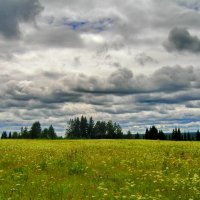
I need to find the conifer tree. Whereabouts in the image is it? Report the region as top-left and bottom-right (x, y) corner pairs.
(196, 130), (200, 141)
(48, 125), (57, 139)
(30, 121), (41, 139)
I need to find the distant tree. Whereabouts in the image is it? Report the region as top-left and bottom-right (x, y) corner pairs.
(145, 128), (150, 139)
(114, 123), (123, 139)
(196, 130), (200, 141)
(168, 134), (171, 140)
(1, 131), (7, 139)
(145, 126), (159, 140)
(150, 126), (159, 140)
(178, 128), (182, 140)
(48, 125), (57, 139)
(187, 132), (191, 141)
(172, 129), (175, 140)
(12, 132), (18, 139)
(172, 128), (182, 141)
(8, 132), (12, 139)
(127, 130), (133, 139)
(21, 127), (29, 139)
(41, 128), (48, 139)
(158, 130), (166, 140)
(30, 121), (41, 139)
(183, 133), (187, 141)
(88, 117), (94, 138)
(80, 116), (88, 138)
(65, 117), (82, 138)
(145, 126), (165, 140)
(66, 116), (124, 139)
(94, 121), (106, 138)
(135, 132), (140, 139)
(74, 117), (81, 138)
(99, 121), (107, 138)
(106, 120), (115, 138)
(66, 119), (75, 138)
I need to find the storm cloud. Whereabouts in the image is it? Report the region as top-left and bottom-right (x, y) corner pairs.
(0, 0), (43, 39)
(164, 27), (200, 53)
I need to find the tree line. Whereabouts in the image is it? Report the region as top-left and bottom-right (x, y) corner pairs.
(1, 116), (200, 141)
(65, 116), (200, 141)
(144, 126), (200, 141)
(66, 116), (123, 139)
(1, 121), (57, 139)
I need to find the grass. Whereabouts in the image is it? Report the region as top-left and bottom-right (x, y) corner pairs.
(0, 140), (200, 199)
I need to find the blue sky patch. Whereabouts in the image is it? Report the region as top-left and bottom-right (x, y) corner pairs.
(62, 18), (114, 32)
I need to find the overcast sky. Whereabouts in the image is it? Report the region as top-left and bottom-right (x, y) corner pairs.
(1, 0), (200, 134)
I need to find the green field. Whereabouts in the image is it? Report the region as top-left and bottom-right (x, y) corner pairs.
(0, 140), (200, 200)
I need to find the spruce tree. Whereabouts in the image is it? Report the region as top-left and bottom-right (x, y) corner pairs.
(196, 130), (200, 141)
(48, 125), (57, 139)
(41, 128), (49, 139)
(135, 132), (140, 139)
(88, 117), (94, 138)
(30, 121), (41, 139)
(127, 130), (132, 139)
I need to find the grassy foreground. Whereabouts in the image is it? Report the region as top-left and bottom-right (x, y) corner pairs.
(0, 140), (200, 199)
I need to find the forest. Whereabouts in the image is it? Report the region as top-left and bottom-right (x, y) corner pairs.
(1, 115), (200, 141)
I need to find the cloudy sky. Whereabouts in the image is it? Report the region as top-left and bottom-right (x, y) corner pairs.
(1, 0), (200, 135)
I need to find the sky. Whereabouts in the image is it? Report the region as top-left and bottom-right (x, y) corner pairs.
(1, 0), (200, 135)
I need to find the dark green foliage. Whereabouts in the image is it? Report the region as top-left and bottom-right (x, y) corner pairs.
(126, 130), (133, 139)
(144, 126), (166, 140)
(196, 130), (200, 141)
(41, 128), (49, 139)
(1, 123), (58, 140)
(80, 116), (88, 138)
(187, 132), (191, 141)
(158, 130), (166, 140)
(172, 128), (182, 141)
(48, 125), (57, 139)
(135, 132), (140, 139)
(12, 132), (18, 139)
(30, 121), (41, 139)
(19, 122), (57, 139)
(66, 118), (81, 139)
(94, 121), (107, 138)
(66, 116), (124, 139)
(1, 131), (7, 139)
(20, 127), (29, 139)
(2, 118), (200, 142)
(145, 126), (165, 140)
(145, 128), (150, 139)
(183, 133), (187, 141)
(106, 120), (115, 138)
(88, 117), (94, 138)
(115, 123), (123, 139)
(8, 132), (12, 139)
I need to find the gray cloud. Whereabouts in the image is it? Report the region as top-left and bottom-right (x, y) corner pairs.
(25, 26), (83, 48)
(0, 0), (43, 39)
(1, 65), (200, 134)
(74, 66), (197, 95)
(1, 65), (198, 118)
(176, 0), (200, 11)
(135, 53), (158, 66)
(152, 65), (196, 91)
(164, 27), (200, 53)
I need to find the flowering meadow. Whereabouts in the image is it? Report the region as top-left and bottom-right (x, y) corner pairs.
(0, 140), (199, 199)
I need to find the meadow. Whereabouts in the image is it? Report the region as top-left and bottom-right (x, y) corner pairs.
(0, 140), (199, 200)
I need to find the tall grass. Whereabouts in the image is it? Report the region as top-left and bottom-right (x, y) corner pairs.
(0, 140), (199, 199)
